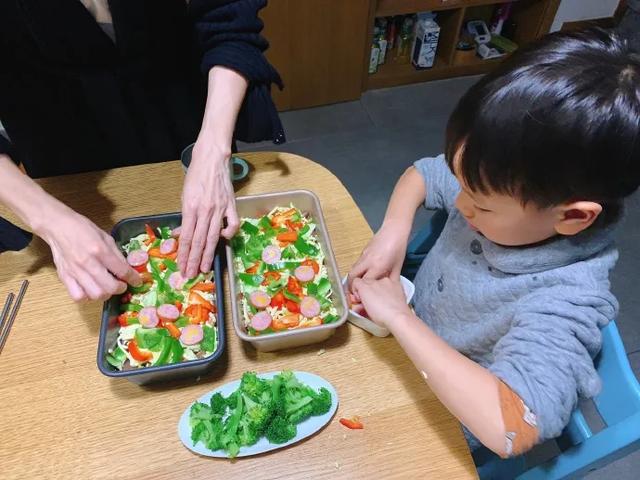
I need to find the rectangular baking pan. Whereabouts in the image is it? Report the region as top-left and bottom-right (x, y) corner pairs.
(226, 190), (348, 352)
(97, 212), (225, 385)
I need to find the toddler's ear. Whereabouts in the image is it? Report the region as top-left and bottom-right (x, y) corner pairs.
(554, 201), (602, 236)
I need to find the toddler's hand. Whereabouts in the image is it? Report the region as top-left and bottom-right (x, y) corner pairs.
(351, 277), (411, 329)
(347, 223), (408, 294)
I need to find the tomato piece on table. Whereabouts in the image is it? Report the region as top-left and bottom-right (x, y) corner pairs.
(339, 417), (364, 430)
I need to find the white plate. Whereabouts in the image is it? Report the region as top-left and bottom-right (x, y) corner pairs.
(178, 371), (339, 458)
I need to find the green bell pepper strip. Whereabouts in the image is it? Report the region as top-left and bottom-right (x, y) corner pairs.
(159, 226), (172, 240)
(175, 316), (190, 328)
(135, 328), (168, 350)
(201, 325), (217, 352)
(283, 290), (301, 303)
(111, 346), (127, 362)
(106, 354), (124, 369)
(238, 273), (264, 287)
(170, 338), (184, 363)
(317, 278), (331, 296)
(241, 221), (260, 235)
(323, 314), (339, 324)
(153, 337), (173, 366)
(120, 303), (143, 313)
(258, 216), (272, 230)
(183, 273), (206, 290)
(306, 283), (318, 296)
(163, 258), (178, 272)
(129, 282), (152, 295)
(294, 237), (318, 256)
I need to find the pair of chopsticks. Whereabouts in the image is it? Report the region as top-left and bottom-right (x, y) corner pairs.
(0, 280), (29, 356)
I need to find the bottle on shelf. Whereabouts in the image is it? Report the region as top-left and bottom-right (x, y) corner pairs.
(395, 15), (415, 64)
(369, 35), (381, 74)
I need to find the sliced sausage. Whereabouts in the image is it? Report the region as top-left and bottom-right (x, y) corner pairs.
(249, 291), (271, 309)
(294, 265), (315, 283)
(160, 238), (178, 255)
(180, 324), (204, 345)
(157, 303), (180, 322)
(250, 311), (272, 331)
(127, 250), (149, 267)
(261, 245), (282, 265)
(168, 271), (186, 290)
(300, 296), (321, 318)
(139, 307), (159, 328)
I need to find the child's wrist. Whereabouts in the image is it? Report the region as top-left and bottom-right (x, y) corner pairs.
(388, 311), (418, 335)
(381, 217), (412, 237)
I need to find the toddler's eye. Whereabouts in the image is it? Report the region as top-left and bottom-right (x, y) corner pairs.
(475, 205), (492, 213)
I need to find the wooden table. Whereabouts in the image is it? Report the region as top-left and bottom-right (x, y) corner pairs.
(0, 152), (477, 479)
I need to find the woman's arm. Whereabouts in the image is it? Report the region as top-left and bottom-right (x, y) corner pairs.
(180, 0), (284, 278)
(0, 154), (140, 301)
(178, 66), (246, 278)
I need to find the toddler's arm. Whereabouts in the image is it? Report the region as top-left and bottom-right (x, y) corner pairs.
(348, 166), (425, 288)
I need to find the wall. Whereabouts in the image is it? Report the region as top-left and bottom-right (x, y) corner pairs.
(551, 0), (619, 31)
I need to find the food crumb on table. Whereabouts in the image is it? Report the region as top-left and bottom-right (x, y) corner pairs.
(335, 462), (340, 469)
(317, 348), (326, 356)
(351, 357), (357, 362)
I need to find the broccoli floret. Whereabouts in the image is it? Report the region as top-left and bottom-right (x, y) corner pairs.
(288, 403), (314, 424)
(238, 417), (260, 447)
(190, 403), (225, 451)
(225, 390), (239, 409)
(241, 393), (273, 433)
(240, 371), (270, 401)
(311, 387), (332, 416)
(265, 415), (297, 444)
(219, 388), (244, 458)
(210, 392), (227, 416)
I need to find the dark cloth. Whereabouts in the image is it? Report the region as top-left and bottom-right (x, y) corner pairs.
(0, 0), (284, 178)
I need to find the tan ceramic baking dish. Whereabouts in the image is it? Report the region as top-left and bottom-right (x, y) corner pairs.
(226, 190), (348, 352)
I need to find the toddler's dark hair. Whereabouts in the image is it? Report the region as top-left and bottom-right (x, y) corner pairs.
(446, 28), (640, 226)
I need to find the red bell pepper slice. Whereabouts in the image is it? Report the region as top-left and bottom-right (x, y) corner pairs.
(128, 339), (153, 362)
(339, 417), (364, 430)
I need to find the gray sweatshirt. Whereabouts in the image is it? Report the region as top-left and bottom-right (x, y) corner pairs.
(413, 155), (619, 442)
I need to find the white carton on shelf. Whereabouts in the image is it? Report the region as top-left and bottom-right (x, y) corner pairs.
(411, 13), (441, 69)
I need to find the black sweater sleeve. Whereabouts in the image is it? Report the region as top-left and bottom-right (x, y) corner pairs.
(189, 0), (285, 144)
(0, 132), (10, 157)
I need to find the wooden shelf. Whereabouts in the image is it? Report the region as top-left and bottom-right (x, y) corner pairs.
(376, 0), (514, 17)
(367, 53), (505, 89)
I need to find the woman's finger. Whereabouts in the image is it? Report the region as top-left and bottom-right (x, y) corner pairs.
(59, 269), (87, 302)
(220, 201), (240, 240)
(75, 268), (108, 301)
(104, 241), (141, 286)
(177, 207), (197, 276)
(186, 209), (212, 278)
(87, 260), (127, 299)
(200, 213), (222, 273)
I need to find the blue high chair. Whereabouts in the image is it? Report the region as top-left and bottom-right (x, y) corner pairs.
(402, 211), (640, 480)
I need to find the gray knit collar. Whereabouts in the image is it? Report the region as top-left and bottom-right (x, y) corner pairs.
(465, 214), (617, 275)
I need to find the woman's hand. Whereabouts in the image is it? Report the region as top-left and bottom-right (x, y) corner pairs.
(347, 222), (408, 293)
(178, 142), (239, 278)
(351, 276), (412, 329)
(38, 206), (142, 302)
